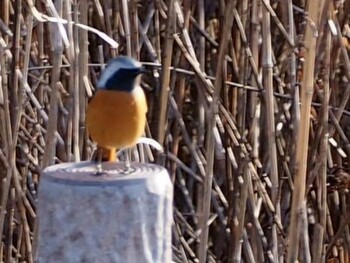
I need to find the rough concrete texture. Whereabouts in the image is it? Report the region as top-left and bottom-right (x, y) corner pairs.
(36, 162), (173, 263)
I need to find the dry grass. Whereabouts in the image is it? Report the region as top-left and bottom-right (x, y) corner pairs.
(1, 0), (350, 262)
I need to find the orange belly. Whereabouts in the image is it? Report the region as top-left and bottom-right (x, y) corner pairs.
(86, 88), (147, 150)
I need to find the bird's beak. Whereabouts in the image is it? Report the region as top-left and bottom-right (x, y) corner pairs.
(138, 66), (147, 74)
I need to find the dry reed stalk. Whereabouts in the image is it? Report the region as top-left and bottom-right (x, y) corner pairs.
(157, 0), (175, 145)
(65, 0), (75, 163)
(197, 0), (206, 147)
(287, 0), (326, 261)
(230, 163), (249, 263)
(8, 11), (35, 262)
(328, 14), (350, 138)
(168, 92), (206, 177)
(122, 0), (132, 56)
(73, 0), (82, 162)
(199, 1), (237, 262)
(314, 7), (332, 261)
(6, 188), (14, 262)
(42, 16), (63, 167)
(232, 9), (264, 92)
(287, 1), (300, 201)
(130, 0), (139, 59)
(249, 0), (260, 163)
(170, 69), (186, 181)
(261, 1), (280, 261)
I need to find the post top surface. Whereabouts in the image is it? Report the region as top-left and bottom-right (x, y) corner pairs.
(42, 161), (168, 186)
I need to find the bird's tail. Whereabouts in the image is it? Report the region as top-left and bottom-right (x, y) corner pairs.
(91, 147), (117, 162)
(102, 148), (117, 162)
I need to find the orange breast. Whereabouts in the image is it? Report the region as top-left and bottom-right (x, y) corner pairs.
(86, 87), (147, 149)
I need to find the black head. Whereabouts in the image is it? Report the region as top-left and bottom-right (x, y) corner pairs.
(97, 56), (145, 92)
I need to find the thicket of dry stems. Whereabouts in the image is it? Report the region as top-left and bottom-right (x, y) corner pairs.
(1, 0), (350, 262)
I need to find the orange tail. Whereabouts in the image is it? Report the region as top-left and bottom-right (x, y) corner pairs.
(101, 148), (117, 162)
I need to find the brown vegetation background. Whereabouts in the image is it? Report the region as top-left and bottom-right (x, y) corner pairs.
(1, 0), (350, 262)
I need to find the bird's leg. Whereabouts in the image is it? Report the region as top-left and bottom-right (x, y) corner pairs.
(122, 148), (135, 174)
(125, 149), (131, 170)
(95, 148), (104, 175)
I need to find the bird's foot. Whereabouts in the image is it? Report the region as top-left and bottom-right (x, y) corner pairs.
(120, 163), (136, 175)
(94, 163), (107, 176)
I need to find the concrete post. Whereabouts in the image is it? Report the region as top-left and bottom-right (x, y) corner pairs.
(36, 161), (173, 263)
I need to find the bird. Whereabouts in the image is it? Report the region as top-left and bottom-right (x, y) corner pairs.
(86, 56), (147, 173)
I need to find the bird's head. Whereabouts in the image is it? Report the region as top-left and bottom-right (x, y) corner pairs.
(97, 56), (145, 92)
